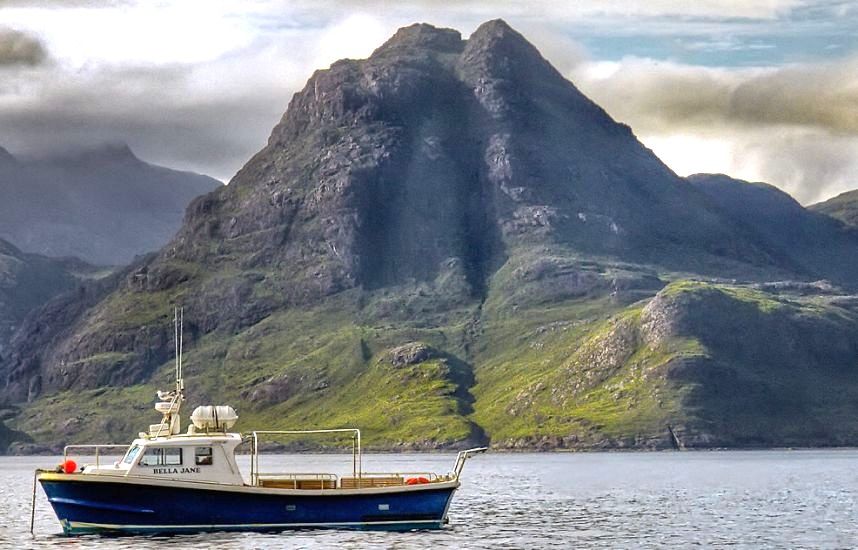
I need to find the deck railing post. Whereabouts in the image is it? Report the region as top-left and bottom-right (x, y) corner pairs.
(251, 432), (257, 486)
(357, 429), (362, 486)
(29, 469), (38, 536)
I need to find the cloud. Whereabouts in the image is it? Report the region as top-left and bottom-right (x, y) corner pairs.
(567, 55), (858, 203)
(0, 53), (300, 182)
(0, 27), (46, 65)
(285, 0), (804, 20)
(642, 129), (858, 204)
(572, 55), (858, 135)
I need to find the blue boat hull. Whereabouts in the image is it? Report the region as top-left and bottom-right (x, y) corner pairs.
(39, 476), (458, 535)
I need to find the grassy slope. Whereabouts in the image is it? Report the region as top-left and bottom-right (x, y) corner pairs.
(10, 255), (858, 451)
(13, 291), (480, 449)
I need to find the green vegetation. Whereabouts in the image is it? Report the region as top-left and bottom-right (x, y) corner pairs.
(12, 266), (858, 451)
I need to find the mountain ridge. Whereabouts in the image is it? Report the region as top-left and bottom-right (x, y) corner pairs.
(810, 188), (858, 228)
(0, 144), (222, 265)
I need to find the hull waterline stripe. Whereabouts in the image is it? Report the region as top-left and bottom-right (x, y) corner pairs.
(67, 518), (441, 531)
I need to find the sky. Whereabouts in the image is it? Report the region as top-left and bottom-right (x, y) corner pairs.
(0, 0), (856, 204)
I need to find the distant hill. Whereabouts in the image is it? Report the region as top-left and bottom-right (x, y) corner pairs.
(6, 21), (858, 453)
(809, 189), (858, 228)
(0, 144), (221, 265)
(0, 238), (101, 362)
(688, 173), (858, 285)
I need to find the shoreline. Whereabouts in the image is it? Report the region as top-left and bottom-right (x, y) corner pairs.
(9, 444), (858, 457)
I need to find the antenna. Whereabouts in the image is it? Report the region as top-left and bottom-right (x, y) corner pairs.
(173, 306), (185, 392)
(174, 307), (179, 384)
(177, 306), (184, 393)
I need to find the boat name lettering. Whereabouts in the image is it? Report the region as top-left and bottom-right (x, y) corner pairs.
(152, 467), (201, 474)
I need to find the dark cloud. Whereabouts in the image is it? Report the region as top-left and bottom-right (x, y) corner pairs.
(0, 27), (46, 66)
(0, 62), (291, 182)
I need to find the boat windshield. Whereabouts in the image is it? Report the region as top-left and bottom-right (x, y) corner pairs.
(122, 444), (141, 465)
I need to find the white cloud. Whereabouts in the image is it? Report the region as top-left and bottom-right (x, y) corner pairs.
(0, 3), (259, 67)
(566, 54), (858, 203)
(311, 14), (391, 68)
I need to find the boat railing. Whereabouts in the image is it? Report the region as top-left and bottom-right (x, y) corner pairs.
(360, 471), (440, 479)
(451, 447), (489, 479)
(341, 471), (447, 488)
(63, 444), (130, 470)
(249, 429), (361, 487)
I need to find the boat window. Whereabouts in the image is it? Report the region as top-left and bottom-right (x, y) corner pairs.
(139, 447), (183, 466)
(122, 444), (141, 465)
(164, 448), (182, 465)
(195, 447), (213, 466)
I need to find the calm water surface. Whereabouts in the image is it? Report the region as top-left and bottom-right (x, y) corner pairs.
(4, 450), (858, 549)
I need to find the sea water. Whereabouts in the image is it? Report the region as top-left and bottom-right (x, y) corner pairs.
(4, 450), (858, 549)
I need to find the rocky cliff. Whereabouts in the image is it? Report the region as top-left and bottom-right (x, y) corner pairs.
(3, 20), (858, 452)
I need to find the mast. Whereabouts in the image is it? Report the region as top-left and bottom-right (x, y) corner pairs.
(151, 307), (185, 438)
(173, 307), (185, 396)
(172, 306), (184, 434)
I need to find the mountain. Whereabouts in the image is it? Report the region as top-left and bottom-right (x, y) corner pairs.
(810, 189), (858, 228)
(688, 174), (858, 285)
(0, 238), (102, 363)
(3, 20), (858, 452)
(0, 144), (222, 265)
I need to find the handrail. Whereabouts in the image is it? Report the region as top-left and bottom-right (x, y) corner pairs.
(153, 391), (180, 439)
(359, 471), (439, 479)
(452, 447), (488, 479)
(63, 444), (131, 470)
(249, 429), (361, 487)
(256, 473), (339, 480)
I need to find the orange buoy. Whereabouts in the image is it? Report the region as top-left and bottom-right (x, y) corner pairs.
(406, 476), (430, 485)
(62, 459), (77, 474)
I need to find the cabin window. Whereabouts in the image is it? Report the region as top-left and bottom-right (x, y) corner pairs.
(195, 447), (213, 466)
(122, 445), (141, 465)
(164, 448), (182, 465)
(139, 447), (183, 466)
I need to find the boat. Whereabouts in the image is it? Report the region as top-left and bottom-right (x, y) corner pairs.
(31, 309), (486, 535)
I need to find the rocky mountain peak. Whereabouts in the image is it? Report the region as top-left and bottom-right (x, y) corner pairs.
(466, 18), (528, 51)
(459, 18), (560, 82)
(34, 143), (141, 170)
(170, 19), (778, 302)
(372, 23), (464, 56)
(71, 143), (139, 165)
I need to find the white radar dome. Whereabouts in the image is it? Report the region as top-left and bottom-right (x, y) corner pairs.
(190, 405), (238, 431)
